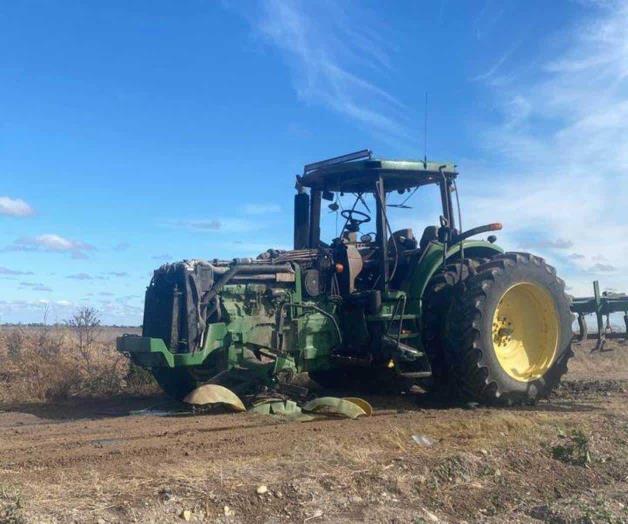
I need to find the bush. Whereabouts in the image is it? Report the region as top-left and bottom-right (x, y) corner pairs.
(5, 329), (24, 360)
(0, 314), (158, 404)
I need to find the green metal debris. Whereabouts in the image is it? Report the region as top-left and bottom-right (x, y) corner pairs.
(183, 384), (246, 412)
(302, 397), (367, 419)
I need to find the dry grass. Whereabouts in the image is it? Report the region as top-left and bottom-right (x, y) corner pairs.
(0, 325), (156, 404)
(568, 340), (628, 380)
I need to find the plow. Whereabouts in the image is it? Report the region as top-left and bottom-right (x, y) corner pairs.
(117, 149), (611, 413)
(571, 280), (628, 350)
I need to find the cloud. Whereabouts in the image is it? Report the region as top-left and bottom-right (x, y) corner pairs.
(228, 240), (291, 254)
(0, 196), (34, 217)
(243, 203), (281, 215)
(0, 298), (74, 321)
(5, 234), (95, 259)
(472, 38), (523, 83)
(20, 282), (52, 293)
(466, 1), (628, 295)
(472, 0), (507, 40)
(116, 294), (140, 304)
(113, 241), (131, 251)
(107, 271), (128, 277)
(67, 273), (94, 280)
(238, 0), (413, 144)
(173, 219), (221, 231)
(19, 282), (52, 292)
(0, 266), (34, 276)
(55, 300), (72, 307)
(151, 254), (172, 262)
(522, 238), (574, 250)
(95, 295), (143, 320)
(170, 218), (261, 233)
(589, 263), (617, 272)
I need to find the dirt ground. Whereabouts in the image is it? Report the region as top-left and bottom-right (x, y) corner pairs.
(1, 341), (627, 523)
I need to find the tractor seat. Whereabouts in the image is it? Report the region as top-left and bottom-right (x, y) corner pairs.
(388, 226), (438, 254)
(388, 228), (418, 252)
(419, 226), (438, 251)
(389, 226), (438, 289)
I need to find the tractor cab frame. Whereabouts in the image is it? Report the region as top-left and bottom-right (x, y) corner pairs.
(293, 149), (461, 293)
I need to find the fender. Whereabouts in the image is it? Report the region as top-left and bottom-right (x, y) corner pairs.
(402, 239), (503, 316)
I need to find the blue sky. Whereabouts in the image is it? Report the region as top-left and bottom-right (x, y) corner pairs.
(1, 0), (627, 324)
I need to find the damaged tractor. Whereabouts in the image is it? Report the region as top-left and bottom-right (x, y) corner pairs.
(117, 150), (573, 407)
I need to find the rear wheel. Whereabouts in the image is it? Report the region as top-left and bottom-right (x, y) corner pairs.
(151, 368), (197, 401)
(421, 259), (481, 393)
(445, 252), (573, 404)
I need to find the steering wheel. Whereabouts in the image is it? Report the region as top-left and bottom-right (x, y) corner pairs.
(341, 209), (371, 225)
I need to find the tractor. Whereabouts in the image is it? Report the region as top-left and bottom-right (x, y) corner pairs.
(117, 150), (573, 406)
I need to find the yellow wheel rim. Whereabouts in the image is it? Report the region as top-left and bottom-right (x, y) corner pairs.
(492, 282), (559, 382)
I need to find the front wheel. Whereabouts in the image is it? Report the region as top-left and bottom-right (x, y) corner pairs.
(445, 252), (573, 405)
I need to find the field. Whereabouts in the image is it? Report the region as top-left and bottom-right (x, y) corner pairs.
(0, 328), (627, 523)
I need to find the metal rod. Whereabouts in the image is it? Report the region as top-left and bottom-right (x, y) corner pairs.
(303, 149), (371, 174)
(375, 177), (388, 292)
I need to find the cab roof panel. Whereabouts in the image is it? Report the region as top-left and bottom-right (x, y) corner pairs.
(299, 159), (458, 193)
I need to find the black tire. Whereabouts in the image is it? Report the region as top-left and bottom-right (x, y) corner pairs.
(445, 252), (573, 405)
(421, 259), (481, 391)
(151, 368), (197, 401)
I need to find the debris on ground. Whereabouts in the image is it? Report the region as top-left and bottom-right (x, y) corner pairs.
(412, 434), (435, 447)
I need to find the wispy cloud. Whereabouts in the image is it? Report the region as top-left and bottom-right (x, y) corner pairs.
(113, 241), (131, 251)
(0, 196), (34, 217)
(67, 273), (98, 281)
(589, 262), (617, 273)
(466, 0), (628, 295)
(19, 281), (52, 292)
(241, 0), (413, 143)
(472, 0), (507, 40)
(169, 218), (262, 233)
(151, 254), (172, 262)
(472, 42), (521, 83)
(4, 234), (95, 259)
(172, 219), (221, 231)
(0, 266), (34, 276)
(520, 237), (574, 250)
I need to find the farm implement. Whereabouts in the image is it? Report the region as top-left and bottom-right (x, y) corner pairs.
(572, 280), (628, 350)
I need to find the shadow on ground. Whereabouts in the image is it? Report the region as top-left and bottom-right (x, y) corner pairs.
(3, 375), (619, 424)
(0, 394), (177, 422)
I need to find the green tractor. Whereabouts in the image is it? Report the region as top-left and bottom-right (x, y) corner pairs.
(117, 150), (573, 406)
